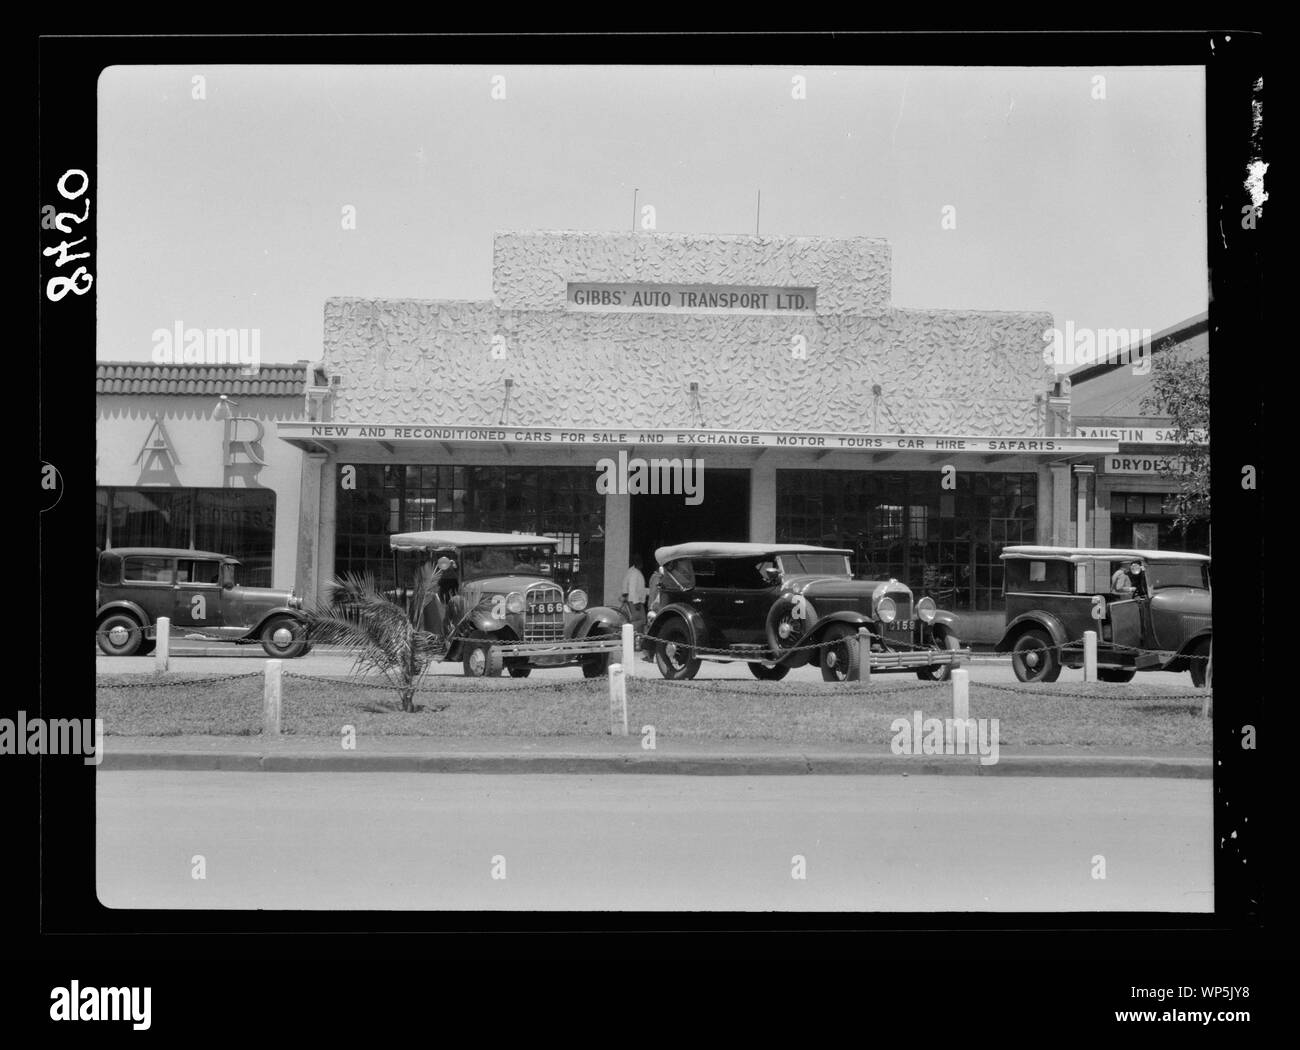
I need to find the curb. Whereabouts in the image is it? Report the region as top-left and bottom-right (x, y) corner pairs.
(99, 750), (1211, 778)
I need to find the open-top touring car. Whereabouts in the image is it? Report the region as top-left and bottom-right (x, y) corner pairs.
(388, 531), (628, 677)
(645, 541), (968, 682)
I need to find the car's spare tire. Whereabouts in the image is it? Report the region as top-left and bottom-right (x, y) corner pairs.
(765, 594), (815, 667)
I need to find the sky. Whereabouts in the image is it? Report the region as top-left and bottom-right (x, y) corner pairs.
(97, 65), (1207, 364)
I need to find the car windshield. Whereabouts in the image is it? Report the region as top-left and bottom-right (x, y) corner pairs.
(458, 545), (556, 579)
(776, 553), (852, 576)
(1144, 561), (1210, 591)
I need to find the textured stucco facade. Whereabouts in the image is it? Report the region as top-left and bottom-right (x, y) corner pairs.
(491, 230), (892, 313)
(323, 230), (1054, 434)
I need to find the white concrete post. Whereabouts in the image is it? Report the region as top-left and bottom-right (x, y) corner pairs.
(1202, 641), (1213, 717)
(263, 659), (283, 736)
(608, 662), (628, 736)
(857, 627), (872, 685)
(1082, 630), (1098, 682)
(947, 668), (970, 749)
(952, 668), (969, 722)
(154, 616), (170, 673)
(621, 622), (636, 678)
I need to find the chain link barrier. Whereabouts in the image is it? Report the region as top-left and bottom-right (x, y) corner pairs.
(95, 625), (1207, 695)
(94, 672), (264, 690)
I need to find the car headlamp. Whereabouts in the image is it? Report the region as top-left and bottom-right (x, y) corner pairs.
(505, 591), (525, 615)
(876, 595), (898, 623)
(917, 596), (936, 623)
(567, 588), (588, 612)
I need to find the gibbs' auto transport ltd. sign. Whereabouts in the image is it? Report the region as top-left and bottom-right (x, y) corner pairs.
(567, 283), (816, 313)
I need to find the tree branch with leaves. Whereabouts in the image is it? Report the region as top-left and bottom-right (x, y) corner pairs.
(1141, 338), (1210, 534)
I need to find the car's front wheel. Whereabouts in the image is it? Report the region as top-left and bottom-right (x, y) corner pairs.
(819, 623), (862, 682)
(653, 619), (701, 681)
(1097, 667), (1136, 683)
(581, 627), (617, 679)
(916, 631), (961, 681)
(507, 665), (531, 678)
(97, 613), (145, 657)
(748, 662), (790, 681)
(1011, 629), (1061, 683)
(462, 638), (504, 678)
(260, 615), (309, 659)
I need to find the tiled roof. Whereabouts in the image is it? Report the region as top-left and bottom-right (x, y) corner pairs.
(96, 362), (311, 397)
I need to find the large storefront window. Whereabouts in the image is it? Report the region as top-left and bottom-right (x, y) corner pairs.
(335, 464), (607, 604)
(776, 470), (1037, 612)
(1109, 492), (1210, 554)
(96, 488), (277, 587)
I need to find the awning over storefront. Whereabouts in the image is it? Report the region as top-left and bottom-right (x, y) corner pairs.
(276, 421), (1119, 460)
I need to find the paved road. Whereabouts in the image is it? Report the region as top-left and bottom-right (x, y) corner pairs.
(96, 646), (1199, 689)
(97, 772), (1212, 911)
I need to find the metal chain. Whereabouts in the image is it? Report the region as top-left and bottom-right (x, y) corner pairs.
(94, 672), (265, 689)
(975, 681), (1207, 701)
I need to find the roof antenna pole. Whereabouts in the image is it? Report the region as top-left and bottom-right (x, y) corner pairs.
(632, 188), (638, 233)
(755, 189), (761, 236)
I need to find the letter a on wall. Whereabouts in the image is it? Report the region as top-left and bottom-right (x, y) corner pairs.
(135, 416), (182, 486)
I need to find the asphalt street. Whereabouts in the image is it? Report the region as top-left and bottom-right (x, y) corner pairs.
(97, 772), (1212, 911)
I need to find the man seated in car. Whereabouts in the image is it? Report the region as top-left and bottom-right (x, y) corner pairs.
(1110, 560), (1145, 598)
(434, 555), (458, 601)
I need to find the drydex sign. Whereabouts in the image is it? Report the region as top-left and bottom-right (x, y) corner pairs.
(568, 283), (816, 313)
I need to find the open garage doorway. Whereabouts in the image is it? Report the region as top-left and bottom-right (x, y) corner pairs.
(630, 468), (751, 572)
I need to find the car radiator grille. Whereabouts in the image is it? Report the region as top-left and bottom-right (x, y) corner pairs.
(883, 592), (913, 638)
(524, 583), (565, 642)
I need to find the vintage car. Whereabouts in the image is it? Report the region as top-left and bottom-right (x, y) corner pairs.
(995, 545), (1211, 686)
(388, 531), (628, 678)
(645, 541), (967, 682)
(96, 547), (310, 658)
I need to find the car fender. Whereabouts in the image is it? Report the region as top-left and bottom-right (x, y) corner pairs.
(929, 610), (959, 631)
(799, 610), (875, 646)
(772, 612), (876, 669)
(1165, 629), (1212, 672)
(464, 608), (509, 634)
(567, 605), (626, 639)
(96, 600), (152, 628)
(646, 603), (711, 651)
(996, 612), (1068, 653)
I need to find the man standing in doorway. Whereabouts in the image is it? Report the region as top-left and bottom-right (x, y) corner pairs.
(622, 554), (648, 650)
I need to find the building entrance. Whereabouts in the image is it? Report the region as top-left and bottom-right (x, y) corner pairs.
(629, 468), (751, 571)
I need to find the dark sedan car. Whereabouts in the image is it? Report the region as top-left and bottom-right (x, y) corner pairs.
(995, 545), (1211, 686)
(96, 547), (310, 658)
(646, 542), (967, 682)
